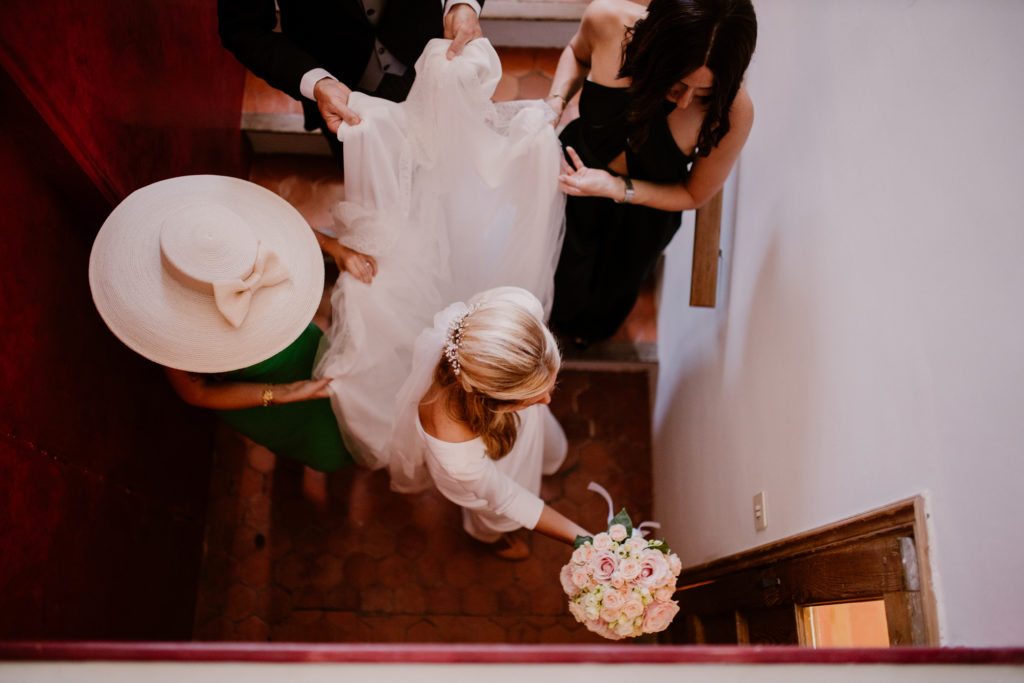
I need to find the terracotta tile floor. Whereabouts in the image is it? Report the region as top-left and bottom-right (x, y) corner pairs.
(193, 369), (655, 643)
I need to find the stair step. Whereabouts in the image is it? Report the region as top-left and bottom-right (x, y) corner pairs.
(486, 0), (586, 21)
(562, 340), (658, 369)
(241, 112), (330, 156)
(239, 38), (569, 154)
(482, 0), (586, 46)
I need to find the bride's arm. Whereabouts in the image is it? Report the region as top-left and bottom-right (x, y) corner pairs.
(534, 504), (591, 545)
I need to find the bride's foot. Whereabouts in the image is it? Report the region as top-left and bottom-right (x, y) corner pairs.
(490, 532), (530, 561)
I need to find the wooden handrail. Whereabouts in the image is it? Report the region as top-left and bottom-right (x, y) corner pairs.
(690, 189), (723, 307)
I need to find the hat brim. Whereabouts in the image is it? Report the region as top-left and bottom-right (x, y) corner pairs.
(89, 175), (325, 373)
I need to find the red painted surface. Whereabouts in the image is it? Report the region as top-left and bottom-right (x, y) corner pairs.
(1, 642), (1023, 665)
(0, 0), (247, 203)
(0, 0), (247, 638)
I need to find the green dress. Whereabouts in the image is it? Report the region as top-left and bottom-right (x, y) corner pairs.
(215, 323), (353, 472)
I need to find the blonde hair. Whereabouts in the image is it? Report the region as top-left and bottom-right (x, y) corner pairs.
(435, 299), (561, 459)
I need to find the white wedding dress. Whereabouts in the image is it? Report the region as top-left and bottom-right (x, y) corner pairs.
(314, 39), (566, 470)
(389, 287), (567, 542)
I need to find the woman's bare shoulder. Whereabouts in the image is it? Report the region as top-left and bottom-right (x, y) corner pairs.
(582, 0), (644, 38)
(419, 394), (476, 443)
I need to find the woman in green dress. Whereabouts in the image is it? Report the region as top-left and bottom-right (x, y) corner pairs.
(89, 174), (352, 472)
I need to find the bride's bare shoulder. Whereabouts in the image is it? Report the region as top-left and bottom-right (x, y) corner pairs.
(418, 391), (476, 443)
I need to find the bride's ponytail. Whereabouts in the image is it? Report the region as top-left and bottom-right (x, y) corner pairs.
(436, 300), (560, 459)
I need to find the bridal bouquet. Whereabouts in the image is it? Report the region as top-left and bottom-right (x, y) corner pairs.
(560, 508), (682, 640)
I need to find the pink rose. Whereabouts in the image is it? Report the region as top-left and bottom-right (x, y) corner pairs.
(614, 619), (638, 638)
(669, 553), (682, 576)
(642, 600), (680, 633)
(625, 536), (648, 554)
(600, 605), (621, 623)
(587, 618), (622, 641)
(618, 557), (642, 581)
(571, 546), (589, 564)
(622, 597), (645, 620)
(571, 566), (591, 589)
(592, 532), (613, 550)
(609, 524), (628, 542)
(601, 589), (625, 612)
(568, 600), (586, 623)
(636, 549), (673, 589)
(560, 564), (579, 596)
(610, 572), (626, 588)
(655, 586), (675, 602)
(589, 550), (617, 583)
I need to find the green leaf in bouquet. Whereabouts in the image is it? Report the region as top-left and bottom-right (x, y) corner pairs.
(647, 538), (672, 554)
(609, 508), (633, 536)
(573, 534), (593, 549)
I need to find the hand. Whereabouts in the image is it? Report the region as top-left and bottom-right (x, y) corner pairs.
(444, 3), (483, 59)
(337, 244), (378, 284)
(313, 77), (361, 133)
(558, 146), (621, 199)
(277, 377), (332, 403)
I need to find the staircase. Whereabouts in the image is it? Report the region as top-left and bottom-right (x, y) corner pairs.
(192, 39), (661, 644)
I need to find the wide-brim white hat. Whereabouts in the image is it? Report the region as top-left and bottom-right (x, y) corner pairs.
(89, 175), (324, 373)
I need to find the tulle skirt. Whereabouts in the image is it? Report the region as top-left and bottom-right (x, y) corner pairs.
(314, 39), (565, 469)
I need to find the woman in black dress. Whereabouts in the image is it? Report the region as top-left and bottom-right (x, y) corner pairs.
(545, 0), (757, 345)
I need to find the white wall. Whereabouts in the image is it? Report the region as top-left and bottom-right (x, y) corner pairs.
(653, 0), (1024, 647)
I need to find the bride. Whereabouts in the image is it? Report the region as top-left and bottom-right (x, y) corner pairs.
(315, 38), (566, 469)
(388, 286), (589, 559)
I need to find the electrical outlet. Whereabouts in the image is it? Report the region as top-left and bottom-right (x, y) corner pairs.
(753, 491), (767, 531)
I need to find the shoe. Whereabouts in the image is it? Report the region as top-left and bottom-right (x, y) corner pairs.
(491, 532), (530, 561)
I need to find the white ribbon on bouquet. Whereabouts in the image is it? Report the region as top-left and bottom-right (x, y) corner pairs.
(587, 481), (662, 538)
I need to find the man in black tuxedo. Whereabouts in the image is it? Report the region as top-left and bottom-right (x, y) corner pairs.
(218, 0), (484, 161)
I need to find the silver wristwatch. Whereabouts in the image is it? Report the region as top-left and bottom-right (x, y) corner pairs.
(616, 176), (634, 204)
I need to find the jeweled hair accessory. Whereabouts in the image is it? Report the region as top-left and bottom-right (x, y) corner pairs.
(444, 304), (480, 376)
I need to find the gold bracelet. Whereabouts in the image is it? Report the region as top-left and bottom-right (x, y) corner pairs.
(261, 385), (274, 407)
(547, 93), (568, 107)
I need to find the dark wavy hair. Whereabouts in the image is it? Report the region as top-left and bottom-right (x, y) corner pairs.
(618, 0), (757, 157)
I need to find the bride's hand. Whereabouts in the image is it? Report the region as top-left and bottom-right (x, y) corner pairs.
(336, 246), (378, 284)
(558, 146), (620, 199)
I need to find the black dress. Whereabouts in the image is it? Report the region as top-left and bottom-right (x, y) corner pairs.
(551, 80), (694, 343)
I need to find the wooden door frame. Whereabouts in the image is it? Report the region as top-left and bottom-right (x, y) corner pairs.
(671, 496), (940, 646)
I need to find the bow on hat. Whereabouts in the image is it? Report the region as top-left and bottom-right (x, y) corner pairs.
(212, 243), (291, 328)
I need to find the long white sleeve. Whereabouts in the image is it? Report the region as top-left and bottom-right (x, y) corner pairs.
(423, 431), (545, 530)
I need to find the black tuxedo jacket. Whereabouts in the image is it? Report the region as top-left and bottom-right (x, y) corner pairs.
(218, 0), (479, 130)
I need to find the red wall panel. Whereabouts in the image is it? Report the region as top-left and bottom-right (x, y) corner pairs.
(0, 0), (248, 639)
(0, 63), (216, 640)
(0, 0), (247, 203)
